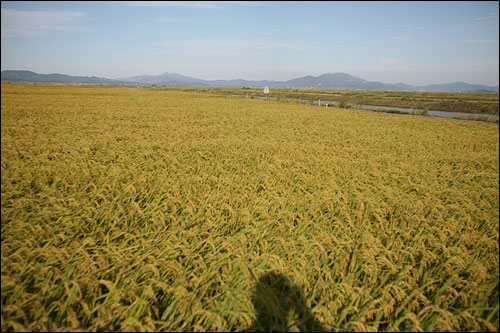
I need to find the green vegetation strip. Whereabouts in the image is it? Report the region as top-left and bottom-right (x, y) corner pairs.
(172, 86), (499, 115)
(1, 83), (498, 331)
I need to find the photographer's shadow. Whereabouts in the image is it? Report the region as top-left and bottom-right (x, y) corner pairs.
(246, 271), (326, 332)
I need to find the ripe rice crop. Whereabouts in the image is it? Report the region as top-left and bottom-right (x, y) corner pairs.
(1, 83), (498, 331)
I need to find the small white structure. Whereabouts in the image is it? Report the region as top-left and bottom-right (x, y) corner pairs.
(264, 86), (269, 100)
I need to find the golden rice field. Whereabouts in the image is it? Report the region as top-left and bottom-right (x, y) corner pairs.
(1, 83), (498, 332)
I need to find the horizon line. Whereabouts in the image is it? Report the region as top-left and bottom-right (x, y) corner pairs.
(1, 68), (499, 87)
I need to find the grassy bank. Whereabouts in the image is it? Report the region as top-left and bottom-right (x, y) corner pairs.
(170, 86), (499, 115)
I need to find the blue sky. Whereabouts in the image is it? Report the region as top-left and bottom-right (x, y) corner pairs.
(1, 1), (499, 85)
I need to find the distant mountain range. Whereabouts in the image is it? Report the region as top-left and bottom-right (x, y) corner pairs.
(2, 70), (498, 93)
(0, 70), (127, 86)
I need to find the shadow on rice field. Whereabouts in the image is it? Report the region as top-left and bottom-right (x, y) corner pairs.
(246, 271), (325, 332)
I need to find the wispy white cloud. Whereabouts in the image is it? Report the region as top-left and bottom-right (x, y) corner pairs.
(330, 43), (345, 48)
(125, 1), (218, 8)
(159, 38), (304, 50)
(391, 36), (413, 41)
(155, 16), (193, 23)
(475, 12), (497, 21)
(384, 27), (423, 32)
(1, 9), (85, 37)
(245, 30), (277, 38)
(465, 39), (498, 43)
(124, 1), (264, 9)
(380, 57), (401, 66)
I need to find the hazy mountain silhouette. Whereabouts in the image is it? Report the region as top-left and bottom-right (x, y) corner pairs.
(119, 72), (207, 85)
(2, 70), (498, 92)
(0, 70), (131, 85)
